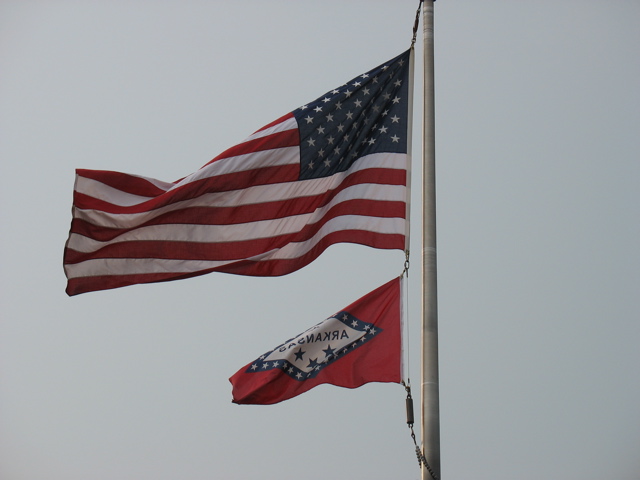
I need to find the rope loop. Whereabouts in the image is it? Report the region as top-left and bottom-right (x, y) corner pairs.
(411, 0), (424, 47)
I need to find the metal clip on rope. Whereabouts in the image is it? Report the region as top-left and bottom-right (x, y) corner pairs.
(402, 381), (439, 480)
(402, 250), (410, 278)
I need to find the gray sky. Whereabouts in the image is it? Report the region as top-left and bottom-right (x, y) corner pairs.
(1, 1), (639, 479)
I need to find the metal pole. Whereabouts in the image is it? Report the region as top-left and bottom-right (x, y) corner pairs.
(421, 1), (440, 479)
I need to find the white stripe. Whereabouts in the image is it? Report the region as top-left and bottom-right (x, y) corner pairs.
(137, 175), (174, 191)
(74, 117), (299, 208)
(243, 116), (298, 142)
(75, 177), (155, 207)
(75, 152), (407, 227)
(74, 174), (176, 207)
(74, 179), (405, 230)
(265, 215), (406, 260)
(64, 215), (404, 280)
(67, 183), (406, 252)
(76, 146), (300, 207)
(65, 257), (240, 279)
(177, 146), (300, 190)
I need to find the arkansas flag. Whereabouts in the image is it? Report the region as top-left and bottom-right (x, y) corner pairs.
(230, 277), (403, 405)
(63, 49), (412, 296)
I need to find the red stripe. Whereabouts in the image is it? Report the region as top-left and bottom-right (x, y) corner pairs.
(74, 163), (301, 213)
(77, 169), (169, 197)
(74, 127), (300, 211)
(200, 230), (405, 276)
(71, 168), (406, 237)
(202, 127), (299, 167)
(64, 199), (406, 264)
(253, 112), (295, 133)
(65, 229), (403, 296)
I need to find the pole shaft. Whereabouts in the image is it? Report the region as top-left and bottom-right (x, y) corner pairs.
(421, 1), (440, 479)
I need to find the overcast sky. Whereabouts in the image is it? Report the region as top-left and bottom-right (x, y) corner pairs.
(1, 1), (639, 479)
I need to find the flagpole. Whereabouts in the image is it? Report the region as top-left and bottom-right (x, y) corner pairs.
(421, 1), (440, 479)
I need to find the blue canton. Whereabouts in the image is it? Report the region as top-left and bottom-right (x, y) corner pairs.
(293, 49), (411, 180)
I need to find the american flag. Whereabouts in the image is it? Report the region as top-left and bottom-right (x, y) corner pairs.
(63, 49), (412, 296)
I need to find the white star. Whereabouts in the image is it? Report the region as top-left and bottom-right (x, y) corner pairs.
(318, 148), (325, 157)
(345, 111), (354, 120)
(354, 99), (362, 108)
(391, 115), (400, 123)
(372, 76), (379, 84)
(296, 372), (302, 379)
(383, 92), (391, 101)
(316, 126), (325, 134)
(334, 146), (341, 155)
(326, 113), (334, 122)
(392, 96), (401, 104)
(308, 161), (315, 169)
(391, 135), (400, 142)
(331, 89), (340, 95)
(327, 135), (335, 145)
(344, 90), (352, 98)
(372, 104), (380, 113)
(300, 104), (308, 110)
(382, 65), (389, 71)
(307, 138), (316, 147)
(370, 327), (377, 335)
(368, 137), (375, 145)
(324, 159), (331, 167)
(399, 59), (405, 66)
(335, 101), (343, 110)
(379, 125), (388, 133)
(362, 87), (370, 95)
(361, 73), (369, 79)
(394, 79), (402, 87)
(322, 97), (331, 103)
(336, 124), (345, 132)
(353, 81), (361, 87)
(382, 109), (389, 116)
(251, 364), (258, 370)
(314, 105), (322, 113)
(305, 115), (314, 124)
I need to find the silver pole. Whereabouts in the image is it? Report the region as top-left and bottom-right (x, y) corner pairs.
(421, 1), (440, 479)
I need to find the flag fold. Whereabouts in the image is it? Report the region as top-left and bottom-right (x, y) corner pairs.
(230, 277), (403, 405)
(64, 49), (412, 295)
